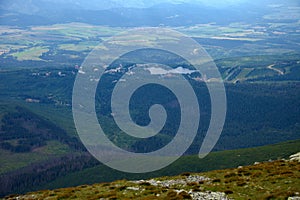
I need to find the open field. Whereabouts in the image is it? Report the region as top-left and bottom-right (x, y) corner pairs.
(0, 19), (299, 64)
(0, 141), (71, 174)
(11, 46), (49, 61)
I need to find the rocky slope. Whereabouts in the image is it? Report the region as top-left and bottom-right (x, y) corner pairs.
(4, 153), (300, 200)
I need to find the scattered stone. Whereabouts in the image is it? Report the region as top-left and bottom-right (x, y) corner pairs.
(133, 175), (211, 188)
(132, 175), (229, 199)
(189, 191), (230, 200)
(126, 186), (140, 191)
(186, 175), (210, 183)
(146, 178), (186, 187)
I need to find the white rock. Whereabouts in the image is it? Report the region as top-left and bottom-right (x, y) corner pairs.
(190, 191), (230, 200)
(288, 197), (300, 200)
(126, 186), (140, 191)
(290, 152), (300, 162)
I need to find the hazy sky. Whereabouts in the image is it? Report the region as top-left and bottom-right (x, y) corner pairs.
(173, 0), (248, 6)
(2, 0), (299, 14)
(42, 0), (251, 8)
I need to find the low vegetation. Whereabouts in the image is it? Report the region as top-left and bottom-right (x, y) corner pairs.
(4, 159), (300, 200)
(1, 139), (299, 198)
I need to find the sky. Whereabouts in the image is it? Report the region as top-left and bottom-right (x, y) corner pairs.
(1, 0), (298, 15)
(172, 0), (248, 6)
(32, 0), (251, 9)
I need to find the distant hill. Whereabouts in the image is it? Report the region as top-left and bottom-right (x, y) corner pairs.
(0, 0), (299, 26)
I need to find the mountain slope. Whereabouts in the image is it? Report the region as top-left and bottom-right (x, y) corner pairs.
(1, 139), (297, 198)
(4, 155), (300, 199)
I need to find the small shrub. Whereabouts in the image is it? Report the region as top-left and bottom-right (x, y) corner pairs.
(198, 180), (205, 184)
(166, 190), (177, 198)
(145, 188), (162, 195)
(57, 192), (72, 198)
(224, 190), (233, 194)
(279, 163), (286, 166)
(243, 171), (252, 176)
(100, 191), (117, 198)
(250, 171), (262, 178)
(237, 169), (247, 174)
(236, 181), (246, 187)
(145, 185), (158, 191)
(187, 182), (198, 186)
(192, 187), (202, 192)
(212, 178), (221, 183)
(263, 193), (275, 200)
(116, 185), (127, 191)
(224, 172), (237, 178)
(181, 172), (191, 176)
(279, 170), (293, 175)
(224, 176), (240, 183)
(139, 181), (151, 186)
(178, 191), (192, 199)
(5, 194), (19, 198)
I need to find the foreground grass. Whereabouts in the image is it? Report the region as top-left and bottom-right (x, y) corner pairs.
(4, 159), (300, 200)
(203, 160), (300, 199)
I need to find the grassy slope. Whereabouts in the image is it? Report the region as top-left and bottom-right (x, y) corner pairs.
(0, 101), (77, 175)
(5, 158), (300, 199)
(11, 47), (49, 61)
(36, 139), (300, 191)
(0, 141), (71, 174)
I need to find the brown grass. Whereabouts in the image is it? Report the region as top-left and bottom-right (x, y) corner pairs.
(4, 160), (300, 200)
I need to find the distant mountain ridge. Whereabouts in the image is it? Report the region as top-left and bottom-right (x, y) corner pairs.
(0, 0), (298, 27)
(1, 0), (298, 11)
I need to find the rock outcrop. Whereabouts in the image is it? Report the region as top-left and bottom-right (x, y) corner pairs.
(290, 152), (300, 162)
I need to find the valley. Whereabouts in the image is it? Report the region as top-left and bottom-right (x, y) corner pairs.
(0, 0), (299, 198)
